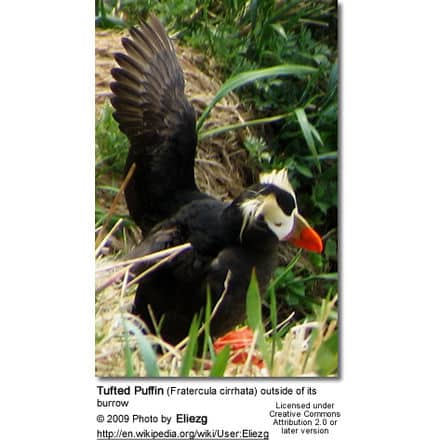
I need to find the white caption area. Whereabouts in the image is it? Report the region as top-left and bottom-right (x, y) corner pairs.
(96, 382), (343, 439)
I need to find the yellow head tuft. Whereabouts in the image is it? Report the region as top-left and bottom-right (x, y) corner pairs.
(259, 168), (294, 196)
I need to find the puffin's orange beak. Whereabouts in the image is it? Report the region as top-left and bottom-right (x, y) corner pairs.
(286, 211), (323, 253)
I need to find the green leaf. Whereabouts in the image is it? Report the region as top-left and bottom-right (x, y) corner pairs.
(294, 162), (314, 178)
(311, 273), (338, 281)
(268, 252), (302, 291)
(268, 287), (278, 335)
(95, 15), (126, 28)
(198, 111), (295, 141)
(122, 318), (134, 377)
(286, 282), (306, 306)
(307, 252), (324, 271)
(245, 272), (272, 369)
(209, 345), (231, 377)
(312, 170), (337, 214)
(305, 151), (338, 161)
(310, 124), (324, 146)
(325, 238), (337, 258)
(125, 321), (160, 377)
(95, 102), (129, 174)
(271, 23), (287, 39)
(196, 64), (316, 131)
(294, 108), (321, 172)
(316, 333), (338, 376)
(329, 62), (338, 92)
(246, 270), (263, 331)
(268, 286), (278, 369)
(96, 185), (119, 194)
(179, 316), (200, 377)
(201, 287), (213, 362)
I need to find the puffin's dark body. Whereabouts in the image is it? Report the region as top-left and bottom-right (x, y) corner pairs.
(127, 196), (279, 344)
(110, 16), (319, 346)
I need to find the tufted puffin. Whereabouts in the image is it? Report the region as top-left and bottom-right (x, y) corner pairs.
(110, 15), (323, 346)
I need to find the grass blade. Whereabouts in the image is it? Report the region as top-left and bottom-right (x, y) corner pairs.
(209, 345), (231, 377)
(179, 316), (200, 376)
(294, 108), (321, 172)
(200, 287), (213, 372)
(122, 318), (134, 377)
(246, 270), (263, 331)
(198, 111), (295, 141)
(124, 320), (160, 377)
(268, 252), (302, 291)
(196, 64), (316, 131)
(268, 286), (278, 370)
(246, 271), (271, 368)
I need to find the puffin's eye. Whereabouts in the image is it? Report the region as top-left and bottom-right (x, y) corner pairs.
(274, 222), (282, 227)
(276, 191), (295, 215)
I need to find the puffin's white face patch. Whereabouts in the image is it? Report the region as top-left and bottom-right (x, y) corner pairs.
(260, 193), (295, 240)
(239, 168), (298, 241)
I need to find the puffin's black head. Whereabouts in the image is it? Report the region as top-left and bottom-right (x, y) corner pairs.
(234, 169), (323, 253)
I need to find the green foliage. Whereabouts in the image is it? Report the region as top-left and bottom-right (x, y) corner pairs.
(246, 270), (264, 331)
(95, 0), (147, 27)
(95, 104), (131, 229)
(179, 315), (201, 376)
(309, 293), (338, 375)
(269, 253), (337, 318)
(189, 2), (338, 240)
(95, 103), (129, 176)
(315, 331), (338, 376)
(209, 345), (230, 377)
(196, 64), (317, 131)
(122, 318), (134, 377)
(246, 270), (272, 369)
(124, 319), (160, 377)
(243, 135), (272, 166)
(245, 270), (337, 376)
